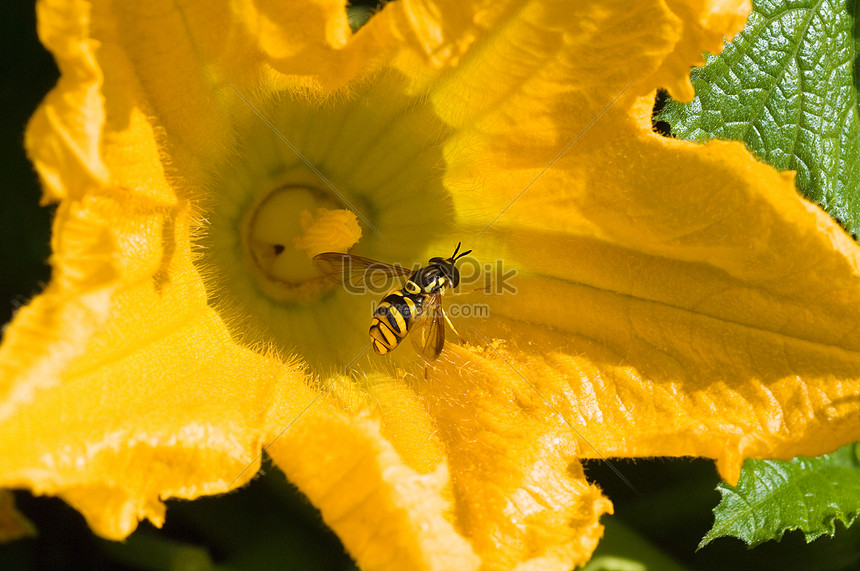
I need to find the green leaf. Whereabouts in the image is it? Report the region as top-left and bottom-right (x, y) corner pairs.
(659, 0), (860, 236)
(700, 443), (860, 548)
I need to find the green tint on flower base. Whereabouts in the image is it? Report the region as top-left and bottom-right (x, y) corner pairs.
(202, 70), (455, 368)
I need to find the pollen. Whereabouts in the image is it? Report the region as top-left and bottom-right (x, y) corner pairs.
(294, 207), (362, 258)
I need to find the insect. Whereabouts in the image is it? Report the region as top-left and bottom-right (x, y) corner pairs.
(314, 243), (473, 360)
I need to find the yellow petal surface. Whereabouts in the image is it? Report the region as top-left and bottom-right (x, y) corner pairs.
(406, 0), (860, 489)
(412, 349), (614, 570)
(266, 401), (482, 571)
(26, 0), (108, 202)
(0, 185), (297, 539)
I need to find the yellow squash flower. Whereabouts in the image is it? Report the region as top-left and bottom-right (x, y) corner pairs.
(4, 0), (860, 568)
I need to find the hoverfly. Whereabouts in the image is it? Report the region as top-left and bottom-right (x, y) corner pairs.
(313, 244), (473, 360)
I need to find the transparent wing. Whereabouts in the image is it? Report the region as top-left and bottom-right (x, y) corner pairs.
(410, 293), (446, 361)
(313, 253), (412, 290)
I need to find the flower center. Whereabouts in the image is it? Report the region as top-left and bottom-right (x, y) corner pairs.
(244, 184), (361, 302)
(200, 72), (456, 370)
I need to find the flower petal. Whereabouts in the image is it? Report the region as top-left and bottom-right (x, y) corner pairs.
(414, 352), (614, 569)
(26, 0), (108, 202)
(3, 0), (315, 538)
(267, 401), (483, 571)
(0, 193), (308, 538)
(447, 80), (860, 485)
(379, 0), (860, 487)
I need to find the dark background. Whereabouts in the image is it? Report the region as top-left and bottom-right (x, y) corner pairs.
(2, 2), (55, 324)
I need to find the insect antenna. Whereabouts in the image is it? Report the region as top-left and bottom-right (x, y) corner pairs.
(451, 242), (472, 261)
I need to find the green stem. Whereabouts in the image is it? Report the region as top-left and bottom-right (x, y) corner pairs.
(584, 516), (692, 571)
(98, 531), (214, 571)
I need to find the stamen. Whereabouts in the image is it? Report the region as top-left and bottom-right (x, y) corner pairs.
(294, 208), (362, 258)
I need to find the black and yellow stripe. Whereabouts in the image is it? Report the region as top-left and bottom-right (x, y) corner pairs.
(369, 289), (421, 354)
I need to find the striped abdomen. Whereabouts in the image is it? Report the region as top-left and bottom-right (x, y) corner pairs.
(370, 290), (423, 354)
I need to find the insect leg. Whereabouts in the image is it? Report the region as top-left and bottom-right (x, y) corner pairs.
(442, 307), (466, 344)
